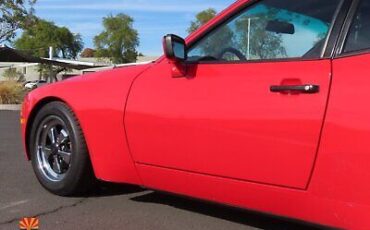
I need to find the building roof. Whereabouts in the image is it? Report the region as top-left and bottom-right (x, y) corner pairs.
(0, 46), (108, 70)
(0, 46), (42, 63)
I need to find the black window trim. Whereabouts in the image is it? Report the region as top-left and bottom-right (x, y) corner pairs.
(334, 0), (370, 59)
(185, 0), (350, 65)
(323, 0), (353, 57)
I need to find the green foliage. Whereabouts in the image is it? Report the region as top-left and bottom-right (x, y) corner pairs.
(0, 0), (37, 43)
(0, 81), (26, 104)
(94, 14), (139, 64)
(14, 18), (83, 59)
(2, 67), (25, 81)
(187, 8), (217, 34)
(13, 18), (83, 82)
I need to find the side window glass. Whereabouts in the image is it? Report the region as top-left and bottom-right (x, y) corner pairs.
(187, 0), (341, 62)
(344, 0), (370, 53)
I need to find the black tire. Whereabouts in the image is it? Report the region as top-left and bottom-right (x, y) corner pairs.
(29, 101), (95, 196)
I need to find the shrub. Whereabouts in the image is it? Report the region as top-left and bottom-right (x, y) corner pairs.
(2, 67), (25, 81)
(0, 81), (26, 104)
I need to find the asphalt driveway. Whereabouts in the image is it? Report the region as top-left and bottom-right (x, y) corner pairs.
(0, 110), (322, 230)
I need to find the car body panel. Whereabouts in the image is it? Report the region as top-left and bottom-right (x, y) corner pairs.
(136, 162), (370, 230)
(319, 53), (370, 206)
(130, 47), (370, 230)
(125, 59), (332, 190)
(22, 65), (152, 184)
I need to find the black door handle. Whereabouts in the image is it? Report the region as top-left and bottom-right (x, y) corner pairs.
(270, 84), (319, 94)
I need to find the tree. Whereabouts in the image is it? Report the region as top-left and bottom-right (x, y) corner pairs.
(80, 48), (95, 58)
(14, 18), (83, 59)
(94, 14), (139, 64)
(187, 8), (217, 34)
(196, 25), (234, 58)
(14, 18), (83, 82)
(235, 11), (287, 60)
(0, 0), (37, 43)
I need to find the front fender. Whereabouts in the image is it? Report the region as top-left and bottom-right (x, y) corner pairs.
(22, 64), (152, 184)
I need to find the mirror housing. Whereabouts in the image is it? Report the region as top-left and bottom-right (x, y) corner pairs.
(163, 34), (187, 61)
(266, 20), (295, 34)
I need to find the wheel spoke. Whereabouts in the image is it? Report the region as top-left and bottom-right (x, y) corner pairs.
(53, 155), (62, 173)
(57, 129), (69, 144)
(58, 150), (71, 164)
(43, 146), (53, 159)
(48, 127), (57, 144)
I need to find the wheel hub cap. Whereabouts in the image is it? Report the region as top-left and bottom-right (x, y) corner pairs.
(35, 116), (73, 182)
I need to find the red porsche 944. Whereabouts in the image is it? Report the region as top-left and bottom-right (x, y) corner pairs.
(21, 0), (370, 229)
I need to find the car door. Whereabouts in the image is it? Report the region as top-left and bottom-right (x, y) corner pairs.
(125, 0), (342, 189)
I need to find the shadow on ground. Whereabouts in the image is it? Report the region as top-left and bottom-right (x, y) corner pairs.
(85, 182), (327, 229)
(129, 190), (327, 230)
(88, 182), (146, 197)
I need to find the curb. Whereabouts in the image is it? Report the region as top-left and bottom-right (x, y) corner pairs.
(0, 104), (21, 111)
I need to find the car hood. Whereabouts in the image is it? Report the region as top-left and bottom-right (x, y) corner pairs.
(28, 62), (154, 94)
(23, 62), (154, 114)
(63, 62), (153, 84)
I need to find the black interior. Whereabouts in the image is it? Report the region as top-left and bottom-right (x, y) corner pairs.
(344, 0), (370, 52)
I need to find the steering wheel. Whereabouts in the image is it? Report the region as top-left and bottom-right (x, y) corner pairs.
(217, 47), (247, 61)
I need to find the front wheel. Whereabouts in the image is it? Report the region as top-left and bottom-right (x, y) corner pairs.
(30, 101), (95, 196)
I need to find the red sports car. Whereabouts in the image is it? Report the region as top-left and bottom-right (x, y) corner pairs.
(21, 0), (370, 229)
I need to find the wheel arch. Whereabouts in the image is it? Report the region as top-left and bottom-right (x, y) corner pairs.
(25, 96), (72, 160)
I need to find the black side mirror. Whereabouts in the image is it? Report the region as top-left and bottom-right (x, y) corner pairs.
(266, 20), (295, 34)
(163, 34), (187, 61)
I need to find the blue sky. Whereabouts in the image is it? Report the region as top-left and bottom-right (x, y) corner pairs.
(34, 0), (235, 56)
